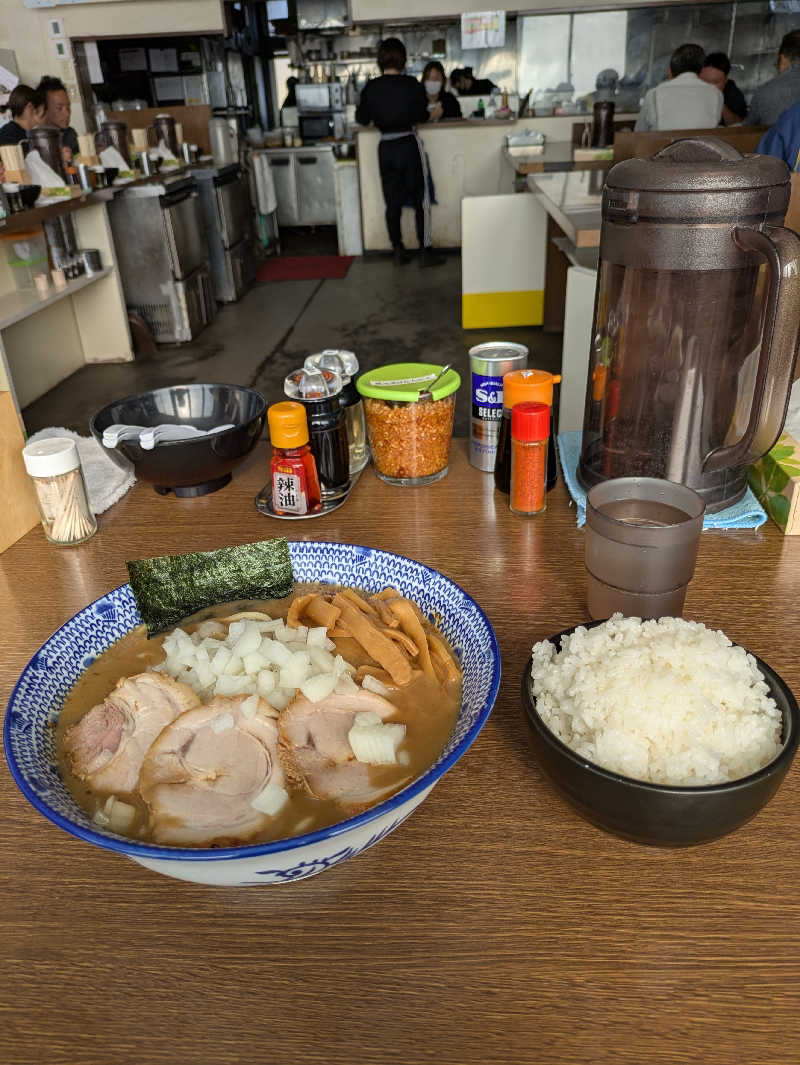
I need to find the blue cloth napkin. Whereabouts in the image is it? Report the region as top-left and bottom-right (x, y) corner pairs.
(557, 430), (766, 530)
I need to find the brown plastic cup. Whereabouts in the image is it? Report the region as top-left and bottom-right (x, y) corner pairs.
(585, 477), (706, 620)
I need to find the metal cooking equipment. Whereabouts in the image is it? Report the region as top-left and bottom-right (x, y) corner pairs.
(24, 126), (65, 180)
(209, 117), (238, 167)
(96, 120), (131, 166)
(107, 175), (216, 344)
(150, 114), (178, 155)
(578, 136), (800, 511)
(190, 163), (254, 303)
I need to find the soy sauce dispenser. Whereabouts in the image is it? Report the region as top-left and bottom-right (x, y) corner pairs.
(284, 367), (350, 499)
(303, 349), (368, 474)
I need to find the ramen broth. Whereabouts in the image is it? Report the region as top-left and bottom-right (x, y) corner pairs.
(56, 585), (461, 846)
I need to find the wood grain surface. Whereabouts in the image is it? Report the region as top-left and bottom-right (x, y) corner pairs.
(2, 439), (800, 1065)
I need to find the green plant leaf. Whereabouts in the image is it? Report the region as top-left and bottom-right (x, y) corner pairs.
(769, 493), (791, 529)
(770, 444), (794, 461)
(767, 465), (790, 494)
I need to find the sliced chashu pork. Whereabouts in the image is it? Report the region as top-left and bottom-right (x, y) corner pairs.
(63, 672), (200, 796)
(279, 688), (402, 806)
(139, 695), (286, 846)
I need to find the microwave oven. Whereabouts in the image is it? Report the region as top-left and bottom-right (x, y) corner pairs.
(295, 83), (344, 113)
(299, 112), (345, 142)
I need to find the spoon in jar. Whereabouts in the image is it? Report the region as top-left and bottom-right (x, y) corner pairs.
(417, 363), (451, 403)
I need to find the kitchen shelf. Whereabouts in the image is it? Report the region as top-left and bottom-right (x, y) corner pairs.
(0, 267), (113, 332)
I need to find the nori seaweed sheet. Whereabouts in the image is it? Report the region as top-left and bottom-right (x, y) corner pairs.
(127, 538), (294, 637)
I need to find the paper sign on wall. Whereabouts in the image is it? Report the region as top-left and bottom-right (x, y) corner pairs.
(461, 10), (506, 50)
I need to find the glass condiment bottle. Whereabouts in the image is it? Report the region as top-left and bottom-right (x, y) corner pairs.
(510, 402), (549, 517)
(21, 437), (98, 545)
(303, 349), (368, 475)
(495, 369), (561, 494)
(2, 183), (22, 214)
(285, 367), (350, 499)
(266, 401), (322, 516)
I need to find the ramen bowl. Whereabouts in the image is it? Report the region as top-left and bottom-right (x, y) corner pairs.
(4, 542), (500, 886)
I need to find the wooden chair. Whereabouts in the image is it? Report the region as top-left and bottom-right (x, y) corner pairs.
(613, 126), (767, 162)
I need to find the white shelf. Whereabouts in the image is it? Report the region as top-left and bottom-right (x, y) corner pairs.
(0, 267), (114, 332)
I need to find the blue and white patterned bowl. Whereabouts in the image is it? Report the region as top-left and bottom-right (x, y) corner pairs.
(4, 542), (500, 886)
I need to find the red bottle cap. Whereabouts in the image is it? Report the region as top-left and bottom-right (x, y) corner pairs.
(511, 401), (550, 442)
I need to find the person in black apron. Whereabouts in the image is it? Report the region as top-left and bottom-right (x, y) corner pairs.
(356, 38), (445, 267)
(0, 85), (43, 147)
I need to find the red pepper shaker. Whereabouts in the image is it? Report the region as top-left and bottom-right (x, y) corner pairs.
(510, 401), (549, 517)
(267, 401), (322, 516)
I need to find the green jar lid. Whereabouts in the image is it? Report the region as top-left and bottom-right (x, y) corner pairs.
(356, 362), (461, 403)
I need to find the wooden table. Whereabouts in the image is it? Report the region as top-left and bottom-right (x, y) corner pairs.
(3, 440), (800, 1065)
(528, 170), (605, 248)
(528, 171), (604, 334)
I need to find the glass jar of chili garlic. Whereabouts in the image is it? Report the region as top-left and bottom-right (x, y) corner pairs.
(356, 363), (460, 486)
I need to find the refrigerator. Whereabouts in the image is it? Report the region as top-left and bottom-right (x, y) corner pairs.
(190, 164), (255, 303)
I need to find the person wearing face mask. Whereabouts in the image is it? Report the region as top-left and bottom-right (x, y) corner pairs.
(421, 61), (462, 122)
(0, 85), (44, 146)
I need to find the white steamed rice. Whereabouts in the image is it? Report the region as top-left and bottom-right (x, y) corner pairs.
(530, 614), (783, 786)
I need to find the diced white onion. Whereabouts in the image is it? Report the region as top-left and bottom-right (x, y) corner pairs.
(211, 712), (235, 733)
(308, 646), (335, 674)
(354, 710), (382, 727)
(268, 687), (292, 711)
(251, 781), (289, 816)
(333, 654), (355, 676)
(257, 670), (276, 697)
(243, 651), (267, 675)
(92, 808), (111, 827)
(224, 654), (243, 677)
(306, 626), (329, 647)
(348, 722), (406, 765)
(362, 674), (391, 697)
(210, 645), (232, 674)
(108, 798), (137, 832)
(155, 608), (361, 711)
(231, 622), (262, 659)
(300, 672), (338, 703)
(335, 673), (360, 694)
(214, 675), (251, 697)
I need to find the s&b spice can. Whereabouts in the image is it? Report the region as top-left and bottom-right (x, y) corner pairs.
(468, 342), (528, 471)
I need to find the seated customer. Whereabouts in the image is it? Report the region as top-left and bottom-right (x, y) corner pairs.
(421, 62), (462, 121)
(635, 43), (722, 131)
(756, 101), (800, 170)
(36, 75), (79, 161)
(450, 67), (497, 97)
(0, 85), (43, 146)
(700, 53), (748, 125)
(747, 30), (800, 127)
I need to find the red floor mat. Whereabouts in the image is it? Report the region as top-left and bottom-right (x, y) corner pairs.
(256, 255), (354, 282)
